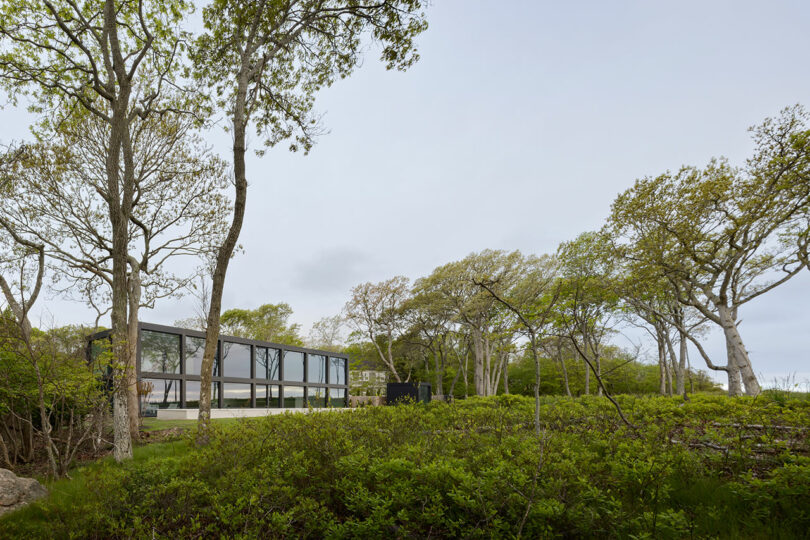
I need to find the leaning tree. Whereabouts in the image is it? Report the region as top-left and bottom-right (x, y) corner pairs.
(191, 0), (429, 439)
(608, 106), (810, 396)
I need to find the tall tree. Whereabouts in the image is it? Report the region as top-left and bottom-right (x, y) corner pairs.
(608, 107), (810, 396)
(0, 109), (228, 435)
(344, 276), (411, 382)
(475, 254), (561, 434)
(413, 250), (525, 396)
(0, 0), (192, 460)
(403, 290), (456, 398)
(555, 232), (620, 397)
(191, 0), (428, 439)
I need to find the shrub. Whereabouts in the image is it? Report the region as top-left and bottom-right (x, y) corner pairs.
(1, 394), (809, 538)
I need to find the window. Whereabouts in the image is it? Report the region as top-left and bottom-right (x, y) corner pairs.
(329, 357), (346, 385)
(256, 347), (280, 380)
(328, 388), (346, 408)
(185, 380), (219, 408)
(308, 354), (327, 384)
(223, 383), (252, 408)
(283, 351), (305, 382)
(139, 377), (181, 416)
(256, 385), (280, 408)
(140, 330), (181, 374)
(308, 387), (326, 408)
(90, 338), (112, 378)
(185, 337), (218, 376)
(222, 342), (251, 378)
(283, 385), (305, 408)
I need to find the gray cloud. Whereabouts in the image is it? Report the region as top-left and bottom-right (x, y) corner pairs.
(290, 247), (374, 295)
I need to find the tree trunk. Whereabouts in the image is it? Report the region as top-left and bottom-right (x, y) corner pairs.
(107, 102), (133, 462)
(657, 333), (667, 396)
(31, 357), (58, 478)
(0, 431), (10, 469)
(584, 355), (590, 395)
(448, 355), (461, 399)
(198, 68), (250, 443)
(433, 351), (444, 397)
(484, 334), (492, 396)
(557, 344), (572, 397)
(463, 351), (469, 398)
(529, 336), (541, 435)
(718, 305), (760, 396)
(502, 356), (509, 394)
(662, 328), (679, 397)
(592, 336), (603, 397)
(126, 263), (142, 438)
(471, 326), (485, 396)
(677, 329), (687, 396)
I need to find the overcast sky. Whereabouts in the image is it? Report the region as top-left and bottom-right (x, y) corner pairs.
(7, 1), (810, 387)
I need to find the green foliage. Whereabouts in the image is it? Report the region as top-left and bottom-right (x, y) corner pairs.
(506, 346), (721, 397)
(220, 303), (304, 346)
(0, 0), (192, 113)
(193, 0), (428, 154)
(3, 395), (809, 538)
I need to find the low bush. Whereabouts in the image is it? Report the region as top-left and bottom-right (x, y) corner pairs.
(2, 394), (809, 538)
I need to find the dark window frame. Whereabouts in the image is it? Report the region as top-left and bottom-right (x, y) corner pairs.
(93, 322), (350, 414)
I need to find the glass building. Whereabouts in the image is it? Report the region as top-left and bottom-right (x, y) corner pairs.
(90, 322), (349, 417)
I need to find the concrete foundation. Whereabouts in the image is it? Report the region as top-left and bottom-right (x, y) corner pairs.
(156, 407), (351, 420)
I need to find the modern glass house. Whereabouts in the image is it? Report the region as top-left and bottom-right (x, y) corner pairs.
(89, 322), (349, 417)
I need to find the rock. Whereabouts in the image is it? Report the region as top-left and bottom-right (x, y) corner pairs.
(0, 468), (48, 517)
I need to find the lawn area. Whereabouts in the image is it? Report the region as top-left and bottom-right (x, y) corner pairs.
(2, 393), (809, 538)
(139, 416), (242, 432)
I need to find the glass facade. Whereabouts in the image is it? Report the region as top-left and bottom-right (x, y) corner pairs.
(223, 383), (252, 408)
(89, 338), (112, 379)
(256, 347), (280, 380)
(329, 357), (346, 385)
(111, 324), (349, 415)
(308, 354), (327, 384)
(185, 336), (219, 376)
(308, 386), (326, 408)
(185, 380), (219, 409)
(283, 351), (305, 382)
(283, 385), (305, 408)
(140, 330), (181, 374)
(328, 388), (346, 408)
(139, 377), (181, 416)
(256, 385), (281, 408)
(222, 342), (251, 378)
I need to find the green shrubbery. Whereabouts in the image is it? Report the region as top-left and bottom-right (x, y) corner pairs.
(2, 394), (809, 538)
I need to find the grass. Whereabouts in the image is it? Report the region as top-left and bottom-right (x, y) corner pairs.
(2, 439), (190, 530)
(139, 416), (241, 432)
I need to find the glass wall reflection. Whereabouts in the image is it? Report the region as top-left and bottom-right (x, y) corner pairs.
(283, 385), (305, 408)
(329, 357), (346, 385)
(308, 354), (327, 384)
(140, 331), (181, 374)
(223, 383), (252, 408)
(283, 351), (305, 382)
(308, 386), (326, 408)
(185, 380), (219, 408)
(222, 342), (251, 378)
(256, 385), (281, 408)
(139, 377), (181, 416)
(256, 347), (280, 380)
(328, 387), (346, 408)
(185, 337), (219, 376)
